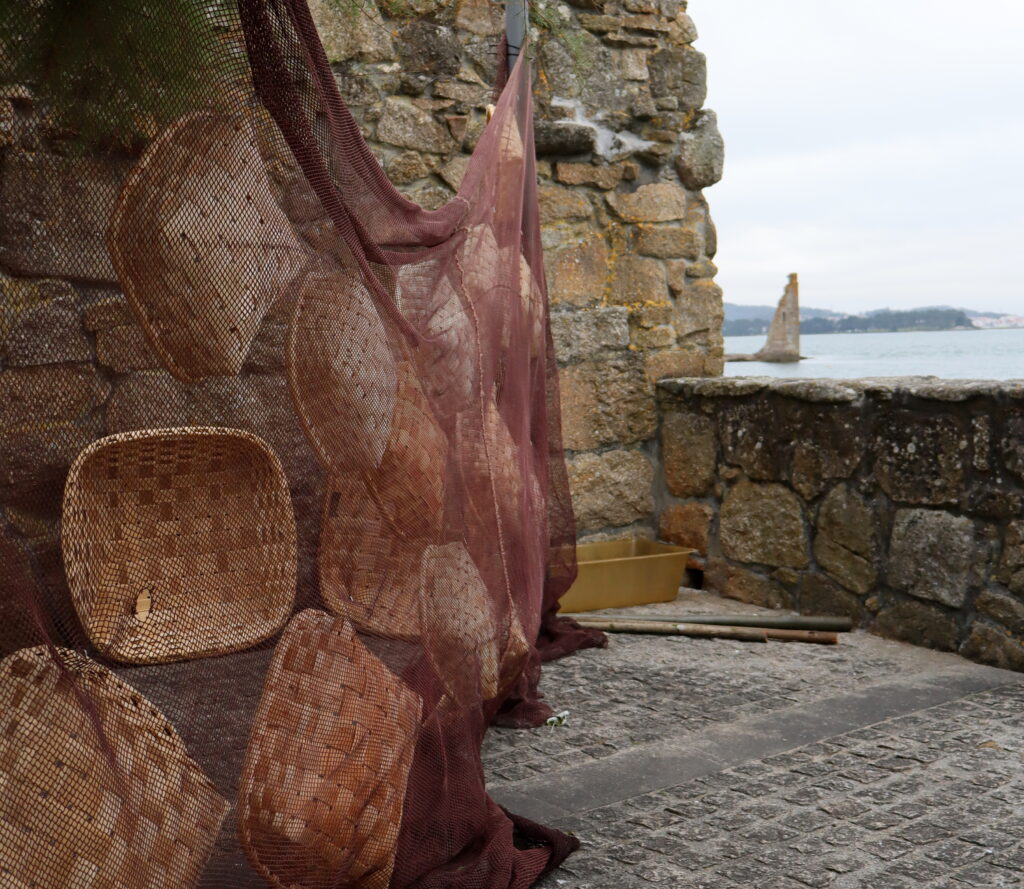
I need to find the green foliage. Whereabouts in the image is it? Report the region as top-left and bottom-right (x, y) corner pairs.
(0, 0), (231, 151)
(801, 309), (976, 335)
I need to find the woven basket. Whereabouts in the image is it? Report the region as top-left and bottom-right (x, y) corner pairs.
(62, 427), (297, 665)
(375, 363), (448, 535)
(419, 543), (502, 706)
(238, 609), (422, 889)
(288, 265), (399, 474)
(456, 399), (523, 535)
(319, 472), (425, 641)
(0, 646), (229, 889)
(108, 111), (306, 382)
(396, 260), (478, 415)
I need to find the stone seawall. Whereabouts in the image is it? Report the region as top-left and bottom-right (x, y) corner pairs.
(656, 376), (1024, 672)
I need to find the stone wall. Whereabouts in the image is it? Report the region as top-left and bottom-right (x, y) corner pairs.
(657, 376), (1024, 672)
(306, 0), (726, 538)
(0, 4), (724, 598)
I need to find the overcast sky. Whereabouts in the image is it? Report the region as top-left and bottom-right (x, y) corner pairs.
(692, 0), (1024, 315)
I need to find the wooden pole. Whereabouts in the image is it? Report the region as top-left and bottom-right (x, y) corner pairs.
(572, 618), (839, 646)
(571, 618), (767, 643)
(563, 612), (853, 632)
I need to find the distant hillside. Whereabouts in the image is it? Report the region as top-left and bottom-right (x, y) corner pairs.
(724, 305), (979, 337)
(724, 302), (841, 322)
(801, 309), (975, 334)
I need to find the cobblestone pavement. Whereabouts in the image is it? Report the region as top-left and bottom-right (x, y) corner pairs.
(482, 592), (1024, 888)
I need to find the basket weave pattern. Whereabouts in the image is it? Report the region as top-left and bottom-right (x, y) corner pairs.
(62, 427), (297, 664)
(0, 646), (228, 889)
(419, 543), (502, 706)
(239, 610), (423, 889)
(108, 112), (306, 382)
(319, 473), (425, 641)
(288, 267), (398, 474)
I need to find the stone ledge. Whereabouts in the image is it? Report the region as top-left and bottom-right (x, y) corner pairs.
(658, 375), (1024, 403)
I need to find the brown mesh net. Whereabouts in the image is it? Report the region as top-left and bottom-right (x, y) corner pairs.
(0, 1), (605, 886)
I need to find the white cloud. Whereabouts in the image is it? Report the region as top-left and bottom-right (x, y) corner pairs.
(691, 0), (1024, 314)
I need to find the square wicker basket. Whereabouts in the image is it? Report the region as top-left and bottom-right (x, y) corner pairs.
(0, 646), (228, 889)
(62, 427), (297, 664)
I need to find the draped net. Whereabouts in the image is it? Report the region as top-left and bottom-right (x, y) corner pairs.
(0, 1), (605, 887)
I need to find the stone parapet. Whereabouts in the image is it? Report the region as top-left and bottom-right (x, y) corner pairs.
(657, 375), (1024, 672)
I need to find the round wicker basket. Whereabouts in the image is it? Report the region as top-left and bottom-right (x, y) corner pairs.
(238, 610), (422, 889)
(62, 427), (297, 664)
(0, 646), (229, 889)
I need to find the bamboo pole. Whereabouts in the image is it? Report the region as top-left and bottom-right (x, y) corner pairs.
(572, 618), (839, 645)
(563, 613), (853, 632)
(571, 618), (767, 643)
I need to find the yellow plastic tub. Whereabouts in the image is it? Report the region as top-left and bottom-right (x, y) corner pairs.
(558, 539), (694, 613)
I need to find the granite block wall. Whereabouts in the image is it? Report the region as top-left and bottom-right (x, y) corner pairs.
(657, 376), (1024, 672)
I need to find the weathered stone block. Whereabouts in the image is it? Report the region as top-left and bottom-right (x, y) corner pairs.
(720, 480), (809, 569)
(705, 558), (792, 609)
(976, 588), (1024, 637)
(545, 234), (609, 308)
(997, 520), (1024, 594)
(1001, 410), (1024, 483)
(82, 295), (132, 331)
(647, 46), (707, 110)
(617, 48), (650, 81)
(538, 185), (592, 224)
(396, 22), (461, 76)
(534, 122), (597, 157)
(661, 409), (716, 497)
(682, 259), (718, 279)
(676, 109), (724, 190)
(630, 324), (675, 350)
(636, 225), (702, 259)
(645, 347), (714, 382)
(95, 325), (158, 373)
(887, 509), (976, 608)
(308, 0), (395, 62)
(387, 151), (432, 185)
(798, 574), (864, 622)
(672, 278), (723, 338)
(872, 410), (966, 506)
(568, 449), (654, 531)
(669, 11), (698, 45)
(0, 366), (110, 515)
(606, 183), (688, 223)
(0, 150), (125, 282)
(717, 399), (784, 480)
(1, 287), (91, 367)
(559, 357), (657, 451)
(960, 621), (1024, 671)
(610, 255), (667, 305)
(872, 598), (959, 652)
(658, 501), (711, 552)
(377, 99), (453, 153)
(790, 405), (866, 500)
(549, 307), (629, 365)
(813, 484), (877, 594)
(965, 486), (1023, 519)
(555, 162), (628, 189)
(455, 0), (504, 35)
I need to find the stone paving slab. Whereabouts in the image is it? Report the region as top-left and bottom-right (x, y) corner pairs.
(482, 591), (1024, 888)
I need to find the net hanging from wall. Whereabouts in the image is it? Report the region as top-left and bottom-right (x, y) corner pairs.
(0, 1), (605, 886)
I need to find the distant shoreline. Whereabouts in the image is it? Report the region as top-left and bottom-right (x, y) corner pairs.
(726, 326), (1024, 338)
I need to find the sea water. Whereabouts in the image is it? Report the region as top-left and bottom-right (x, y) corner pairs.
(723, 328), (1024, 380)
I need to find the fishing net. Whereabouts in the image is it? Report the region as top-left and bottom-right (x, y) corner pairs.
(0, 1), (605, 886)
